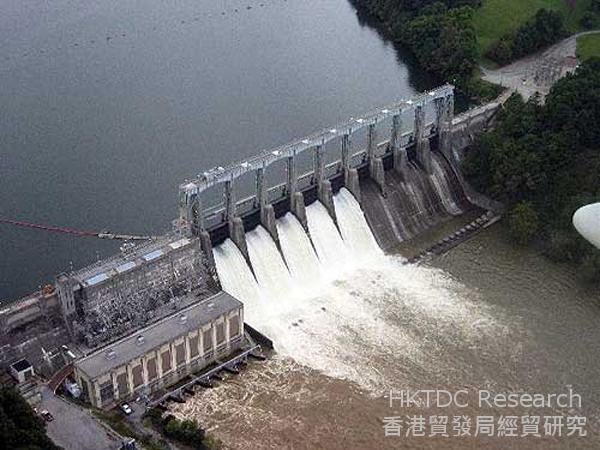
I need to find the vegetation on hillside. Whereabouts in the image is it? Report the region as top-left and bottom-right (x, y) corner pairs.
(577, 32), (600, 59)
(579, 0), (600, 28)
(0, 388), (61, 450)
(352, 0), (502, 100)
(473, 0), (593, 57)
(462, 58), (600, 278)
(485, 9), (567, 65)
(354, 0), (598, 78)
(145, 408), (222, 450)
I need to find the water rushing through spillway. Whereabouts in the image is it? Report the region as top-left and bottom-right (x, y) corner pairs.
(333, 188), (382, 261)
(276, 213), (322, 292)
(245, 225), (294, 302)
(213, 239), (262, 323)
(213, 188), (500, 390)
(305, 200), (352, 278)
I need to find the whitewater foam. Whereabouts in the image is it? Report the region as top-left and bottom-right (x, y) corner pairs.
(213, 190), (503, 392)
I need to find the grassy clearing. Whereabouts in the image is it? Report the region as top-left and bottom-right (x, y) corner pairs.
(474, 0), (592, 56)
(577, 32), (600, 59)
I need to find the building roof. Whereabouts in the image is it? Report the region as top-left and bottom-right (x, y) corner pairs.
(11, 359), (32, 372)
(66, 236), (194, 289)
(74, 292), (242, 380)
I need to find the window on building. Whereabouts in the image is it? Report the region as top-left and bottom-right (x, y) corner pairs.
(161, 350), (172, 373)
(99, 381), (114, 405)
(230, 315), (240, 338)
(147, 358), (157, 381)
(116, 373), (129, 397)
(203, 329), (212, 352)
(189, 336), (199, 358)
(216, 322), (225, 345)
(132, 365), (143, 388)
(175, 343), (185, 367)
(80, 378), (90, 400)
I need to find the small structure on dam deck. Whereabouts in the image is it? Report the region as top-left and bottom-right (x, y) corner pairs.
(73, 291), (244, 409)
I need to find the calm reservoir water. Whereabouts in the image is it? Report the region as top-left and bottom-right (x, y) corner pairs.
(0, 0), (426, 301)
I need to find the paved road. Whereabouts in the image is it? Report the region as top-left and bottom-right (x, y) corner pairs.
(482, 30), (600, 100)
(39, 387), (121, 450)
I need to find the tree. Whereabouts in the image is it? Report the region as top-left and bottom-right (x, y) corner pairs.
(485, 9), (566, 65)
(163, 417), (207, 449)
(508, 202), (539, 245)
(463, 59), (600, 266)
(401, 6), (478, 85)
(0, 388), (61, 450)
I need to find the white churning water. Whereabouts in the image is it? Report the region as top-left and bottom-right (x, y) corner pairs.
(213, 238), (262, 323)
(305, 200), (352, 278)
(213, 189), (501, 391)
(333, 188), (383, 261)
(276, 212), (323, 293)
(245, 225), (294, 302)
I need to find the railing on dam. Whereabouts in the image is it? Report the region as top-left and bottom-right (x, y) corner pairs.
(178, 84), (455, 238)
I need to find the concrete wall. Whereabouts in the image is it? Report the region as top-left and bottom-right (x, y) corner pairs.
(450, 101), (502, 162)
(0, 292), (60, 334)
(76, 308), (243, 409)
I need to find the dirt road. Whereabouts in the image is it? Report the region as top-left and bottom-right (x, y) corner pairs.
(481, 30), (599, 100)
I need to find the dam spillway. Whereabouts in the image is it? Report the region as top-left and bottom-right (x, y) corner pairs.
(213, 188), (383, 337)
(173, 83), (493, 261)
(215, 188), (372, 307)
(276, 213), (323, 290)
(177, 84), (459, 256)
(211, 186), (491, 391)
(359, 151), (469, 250)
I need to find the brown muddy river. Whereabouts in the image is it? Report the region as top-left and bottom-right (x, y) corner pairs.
(169, 225), (600, 449)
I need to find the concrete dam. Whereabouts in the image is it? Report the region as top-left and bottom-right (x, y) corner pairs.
(170, 84), (489, 345)
(0, 84), (501, 390)
(178, 84), (473, 259)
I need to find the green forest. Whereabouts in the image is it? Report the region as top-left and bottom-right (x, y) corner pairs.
(462, 58), (600, 277)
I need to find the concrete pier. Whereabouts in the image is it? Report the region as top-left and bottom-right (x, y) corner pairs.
(318, 180), (336, 223)
(261, 204), (279, 243)
(229, 217), (249, 262)
(256, 165), (280, 243)
(414, 104), (432, 174)
(199, 230), (215, 269)
(292, 192), (308, 229)
(345, 168), (361, 203)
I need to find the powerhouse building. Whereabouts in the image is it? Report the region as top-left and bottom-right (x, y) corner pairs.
(74, 291), (243, 409)
(56, 235), (213, 348)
